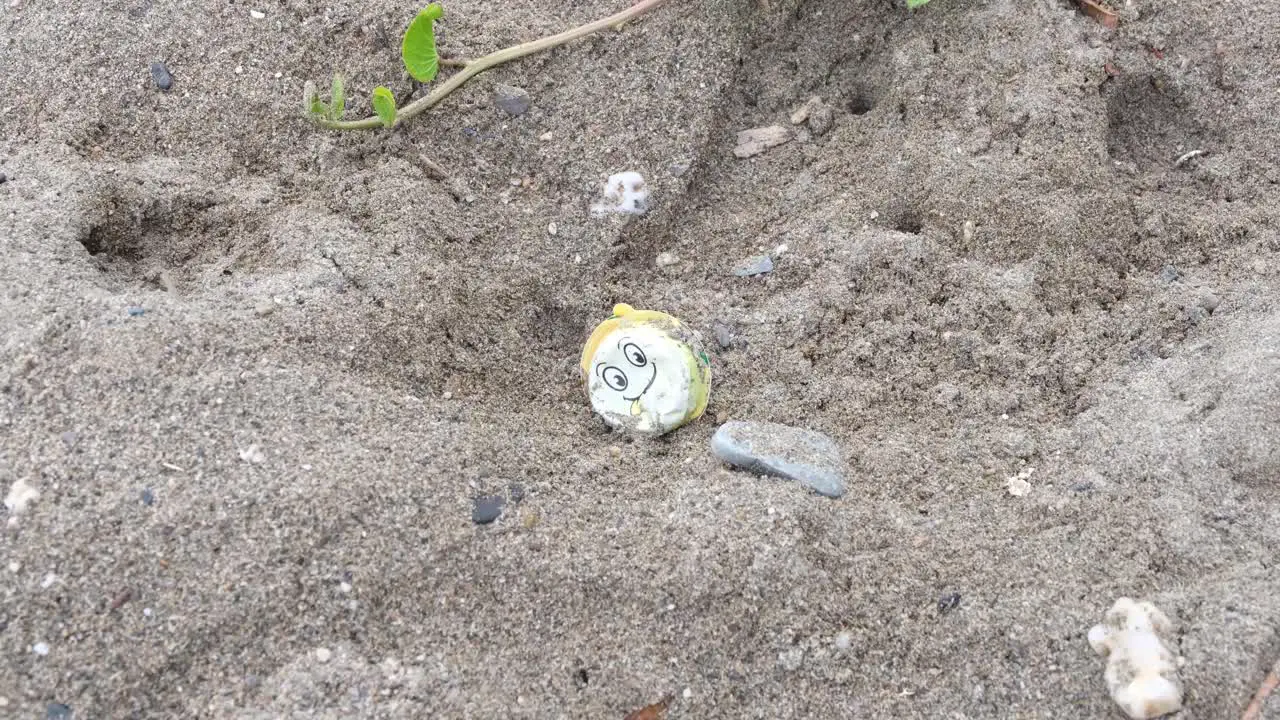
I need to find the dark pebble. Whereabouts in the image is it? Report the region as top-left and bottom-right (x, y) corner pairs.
(493, 84), (532, 116)
(508, 483), (526, 503)
(471, 496), (505, 524)
(937, 592), (961, 614)
(150, 62), (173, 91)
(0, 172), (7, 184)
(47, 703), (74, 720)
(141, 488), (155, 506)
(127, 306), (145, 317)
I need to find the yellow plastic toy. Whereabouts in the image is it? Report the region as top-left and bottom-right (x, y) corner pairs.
(580, 304), (712, 437)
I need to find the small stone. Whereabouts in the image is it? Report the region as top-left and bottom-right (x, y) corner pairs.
(734, 255), (774, 277)
(472, 496), (505, 524)
(238, 445), (265, 464)
(46, 703), (73, 720)
(127, 306), (145, 317)
(4, 478), (40, 515)
(1158, 264), (1180, 283)
(937, 592), (962, 613)
(33, 641), (49, 656)
(7, 561), (19, 573)
(547, 222), (558, 236)
(508, 484), (526, 503)
(539, 131), (554, 141)
(656, 251), (680, 267)
(682, 687), (693, 699)
(733, 125), (792, 158)
(249, 9), (265, 18)
(141, 488), (155, 506)
(150, 62), (173, 91)
(254, 301), (276, 317)
(315, 647), (332, 663)
(834, 631), (852, 650)
(60, 431), (77, 446)
(1006, 468), (1033, 497)
(41, 572), (57, 589)
(669, 162), (690, 177)
(962, 220), (976, 243)
(711, 420), (848, 498)
(807, 103), (834, 136)
(493, 84), (532, 116)
(712, 322), (734, 350)
(790, 97), (819, 125)
(0, 696), (8, 707)
(0, 173), (7, 184)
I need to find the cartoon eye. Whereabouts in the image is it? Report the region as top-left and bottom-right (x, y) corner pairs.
(622, 342), (647, 368)
(600, 366), (628, 392)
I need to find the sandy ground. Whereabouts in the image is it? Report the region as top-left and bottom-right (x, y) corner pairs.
(2, 0), (1279, 717)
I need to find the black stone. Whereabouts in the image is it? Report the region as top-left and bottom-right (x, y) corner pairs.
(471, 496), (505, 524)
(150, 62), (173, 91)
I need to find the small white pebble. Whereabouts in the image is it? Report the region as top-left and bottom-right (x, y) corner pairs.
(315, 647), (332, 663)
(274, 71), (282, 79)
(774, 243), (789, 255)
(7, 561), (19, 573)
(547, 222), (558, 236)
(40, 572), (57, 588)
(32, 642), (49, 656)
(234, 65), (244, 75)
(682, 687), (693, 699)
(656, 251), (679, 267)
(835, 631), (852, 650)
(442, 391), (453, 401)
(539, 131), (553, 141)
(339, 582), (352, 594)
(250, 9), (265, 19)
(666, 603), (675, 611)
(0, 696), (9, 707)
(143, 607), (153, 617)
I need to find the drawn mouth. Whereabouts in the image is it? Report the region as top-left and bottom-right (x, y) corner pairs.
(623, 364), (657, 402)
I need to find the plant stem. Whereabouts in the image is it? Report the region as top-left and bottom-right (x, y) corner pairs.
(314, 0), (671, 131)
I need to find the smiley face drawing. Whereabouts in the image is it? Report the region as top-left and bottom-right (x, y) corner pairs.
(580, 304), (712, 437)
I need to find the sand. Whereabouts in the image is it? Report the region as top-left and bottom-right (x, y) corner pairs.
(2, 0), (1279, 717)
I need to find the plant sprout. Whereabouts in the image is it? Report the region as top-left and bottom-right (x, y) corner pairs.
(304, 0), (670, 131)
(907, 0), (932, 7)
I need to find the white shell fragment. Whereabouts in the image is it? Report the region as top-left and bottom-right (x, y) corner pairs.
(1088, 597), (1184, 720)
(4, 478), (40, 515)
(591, 171), (649, 217)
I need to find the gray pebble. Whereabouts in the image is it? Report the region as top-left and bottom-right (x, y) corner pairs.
(47, 704), (73, 720)
(471, 496), (505, 524)
(127, 306), (145, 317)
(0, 173), (7, 184)
(492, 84), (531, 116)
(141, 488), (155, 506)
(712, 321), (734, 349)
(734, 255), (774, 277)
(150, 62), (173, 91)
(507, 483), (526, 503)
(711, 420), (847, 498)
(1158, 264), (1180, 284)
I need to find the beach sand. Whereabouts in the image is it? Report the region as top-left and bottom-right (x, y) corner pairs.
(2, 0), (1278, 716)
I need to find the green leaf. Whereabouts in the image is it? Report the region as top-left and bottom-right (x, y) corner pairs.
(907, 0), (931, 7)
(402, 4), (444, 83)
(330, 74), (345, 121)
(372, 86), (397, 127)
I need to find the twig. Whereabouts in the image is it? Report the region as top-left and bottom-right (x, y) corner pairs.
(1174, 148), (1206, 167)
(316, 0), (671, 131)
(1242, 656), (1280, 720)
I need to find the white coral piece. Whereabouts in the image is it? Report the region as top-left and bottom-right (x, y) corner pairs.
(591, 171), (649, 217)
(1088, 597), (1184, 719)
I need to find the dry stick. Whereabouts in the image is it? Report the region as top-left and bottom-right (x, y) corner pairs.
(316, 0), (672, 131)
(1242, 656), (1280, 720)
